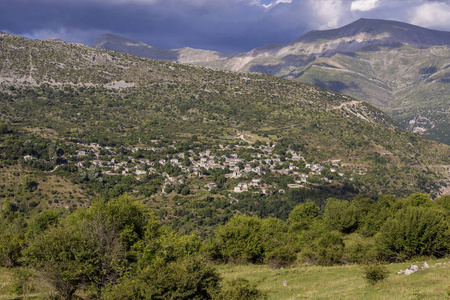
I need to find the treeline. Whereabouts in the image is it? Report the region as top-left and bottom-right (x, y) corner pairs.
(0, 192), (449, 299)
(208, 193), (449, 266)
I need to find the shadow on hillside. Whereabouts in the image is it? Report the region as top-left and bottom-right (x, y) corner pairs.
(312, 80), (360, 94)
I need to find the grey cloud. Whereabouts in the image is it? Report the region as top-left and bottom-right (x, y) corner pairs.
(0, 0), (449, 53)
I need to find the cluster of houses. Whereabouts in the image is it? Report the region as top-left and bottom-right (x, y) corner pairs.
(35, 140), (349, 195)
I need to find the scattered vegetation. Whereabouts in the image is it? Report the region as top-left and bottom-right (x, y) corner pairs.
(0, 33), (448, 299)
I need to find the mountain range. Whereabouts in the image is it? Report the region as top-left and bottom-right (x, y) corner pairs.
(91, 18), (450, 144)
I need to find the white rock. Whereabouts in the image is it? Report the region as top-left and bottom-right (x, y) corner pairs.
(405, 265), (419, 275)
(422, 262), (429, 269)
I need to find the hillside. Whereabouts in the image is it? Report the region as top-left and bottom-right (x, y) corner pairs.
(0, 33), (450, 233)
(90, 19), (450, 144)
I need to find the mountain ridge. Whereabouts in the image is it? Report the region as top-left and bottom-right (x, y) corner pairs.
(89, 18), (450, 144)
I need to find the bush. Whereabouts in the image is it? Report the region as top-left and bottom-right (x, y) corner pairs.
(265, 246), (297, 269)
(323, 198), (358, 234)
(362, 264), (389, 285)
(23, 225), (100, 300)
(10, 268), (37, 298)
(317, 231), (344, 266)
(207, 215), (264, 263)
(0, 232), (24, 267)
(343, 234), (377, 264)
(376, 206), (449, 261)
(217, 278), (267, 300)
(298, 247), (319, 266)
(104, 257), (220, 300)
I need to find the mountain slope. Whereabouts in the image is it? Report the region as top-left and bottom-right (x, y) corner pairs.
(1, 33), (449, 198)
(90, 19), (450, 144)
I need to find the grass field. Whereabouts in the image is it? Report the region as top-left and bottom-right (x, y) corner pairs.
(0, 259), (448, 299)
(218, 258), (450, 300)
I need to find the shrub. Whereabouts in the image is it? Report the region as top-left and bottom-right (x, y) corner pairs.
(288, 202), (319, 232)
(104, 257), (220, 300)
(362, 264), (389, 285)
(298, 247), (319, 266)
(0, 232), (24, 267)
(265, 246), (297, 269)
(23, 225), (99, 300)
(217, 278), (267, 300)
(323, 198), (358, 234)
(376, 206), (449, 261)
(10, 268), (37, 298)
(207, 215), (264, 263)
(317, 231), (344, 266)
(343, 234), (377, 264)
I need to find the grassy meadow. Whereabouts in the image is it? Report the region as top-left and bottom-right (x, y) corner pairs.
(218, 258), (450, 300)
(2, 259), (447, 299)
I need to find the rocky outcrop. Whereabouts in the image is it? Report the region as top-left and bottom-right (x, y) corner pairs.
(398, 262), (429, 275)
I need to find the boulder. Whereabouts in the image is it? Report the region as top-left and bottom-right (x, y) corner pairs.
(421, 262), (429, 270)
(405, 264), (419, 275)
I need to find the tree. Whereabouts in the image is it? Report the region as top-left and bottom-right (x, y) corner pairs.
(0, 232), (24, 268)
(288, 202), (319, 232)
(376, 206), (450, 261)
(404, 193), (434, 207)
(316, 231), (344, 266)
(104, 257), (220, 300)
(26, 210), (59, 238)
(323, 198), (358, 234)
(208, 215), (264, 263)
(0, 122), (8, 134)
(24, 226), (99, 300)
(24, 196), (156, 298)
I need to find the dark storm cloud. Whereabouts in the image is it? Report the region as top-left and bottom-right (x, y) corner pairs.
(1, 0), (450, 53)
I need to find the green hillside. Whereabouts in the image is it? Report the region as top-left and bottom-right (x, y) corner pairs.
(288, 46), (450, 144)
(0, 34), (449, 206)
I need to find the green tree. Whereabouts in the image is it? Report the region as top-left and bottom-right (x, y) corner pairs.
(288, 202), (319, 232)
(324, 198), (358, 234)
(104, 257), (220, 300)
(140, 227), (201, 266)
(404, 193), (434, 207)
(24, 226), (99, 300)
(26, 210), (60, 238)
(208, 215), (264, 263)
(316, 231), (345, 266)
(376, 206), (450, 261)
(0, 232), (24, 268)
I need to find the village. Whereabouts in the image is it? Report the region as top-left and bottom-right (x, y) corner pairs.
(32, 137), (352, 196)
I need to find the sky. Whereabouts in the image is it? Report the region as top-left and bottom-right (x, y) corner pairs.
(1, 0), (450, 53)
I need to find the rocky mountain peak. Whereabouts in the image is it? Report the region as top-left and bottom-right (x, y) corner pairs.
(294, 18), (450, 48)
